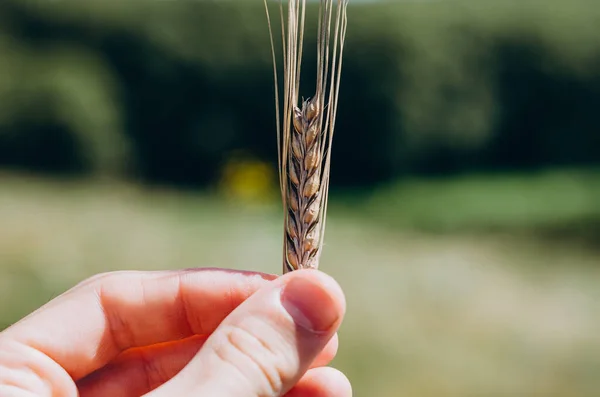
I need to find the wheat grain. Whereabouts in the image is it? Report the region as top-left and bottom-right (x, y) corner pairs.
(264, 0), (348, 273)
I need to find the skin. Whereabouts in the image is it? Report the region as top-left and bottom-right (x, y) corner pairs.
(0, 268), (351, 397)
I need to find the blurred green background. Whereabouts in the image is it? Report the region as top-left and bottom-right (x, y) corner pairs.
(1, 0), (599, 396)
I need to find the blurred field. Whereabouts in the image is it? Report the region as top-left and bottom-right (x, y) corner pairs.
(1, 170), (599, 396)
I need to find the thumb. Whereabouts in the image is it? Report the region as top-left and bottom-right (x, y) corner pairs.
(148, 269), (345, 397)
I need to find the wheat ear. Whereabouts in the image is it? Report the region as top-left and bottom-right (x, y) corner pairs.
(264, 0), (349, 273)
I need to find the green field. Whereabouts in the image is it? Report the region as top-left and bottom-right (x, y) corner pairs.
(1, 170), (599, 396)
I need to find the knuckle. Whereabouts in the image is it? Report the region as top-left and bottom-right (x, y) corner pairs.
(213, 323), (293, 396)
(97, 283), (141, 351)
(94, 273), (145, 350)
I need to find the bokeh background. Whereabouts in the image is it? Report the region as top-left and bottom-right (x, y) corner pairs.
(1, 0), (599, 395)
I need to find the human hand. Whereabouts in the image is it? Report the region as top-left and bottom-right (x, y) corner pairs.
(0, 268), (349, 397)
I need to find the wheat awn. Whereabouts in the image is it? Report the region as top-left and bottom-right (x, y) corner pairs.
(264, 0), (349, 273)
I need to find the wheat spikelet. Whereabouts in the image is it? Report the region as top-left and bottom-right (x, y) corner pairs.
(264, 0), (349, 273)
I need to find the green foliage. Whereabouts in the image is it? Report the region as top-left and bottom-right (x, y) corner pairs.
(0, 0), (598, 186)
(361, 168), (600, 236)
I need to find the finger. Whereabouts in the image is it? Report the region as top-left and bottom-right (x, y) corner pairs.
(77, 334), (338, 397)
(284, 367), (352, 397)
(1, 268), (276, 380)
(77, 336), (206, 397)
(148, 269), (346, 397)
(312, 334), (338, 368)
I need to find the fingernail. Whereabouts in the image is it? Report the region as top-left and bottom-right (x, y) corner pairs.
(281, 275), (340, 333)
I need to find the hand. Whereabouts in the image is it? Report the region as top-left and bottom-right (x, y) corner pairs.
(0, 268), (350, 397)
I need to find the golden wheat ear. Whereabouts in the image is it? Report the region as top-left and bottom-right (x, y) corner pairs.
(264, 0), (349, 274)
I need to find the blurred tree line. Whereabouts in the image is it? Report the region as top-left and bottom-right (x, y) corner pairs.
(0, 0), (598, 189)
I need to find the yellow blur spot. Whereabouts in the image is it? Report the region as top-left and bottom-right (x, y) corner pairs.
(219, 154), (277, 204)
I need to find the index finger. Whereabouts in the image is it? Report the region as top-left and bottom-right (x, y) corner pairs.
(0, 268), (276, 380)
